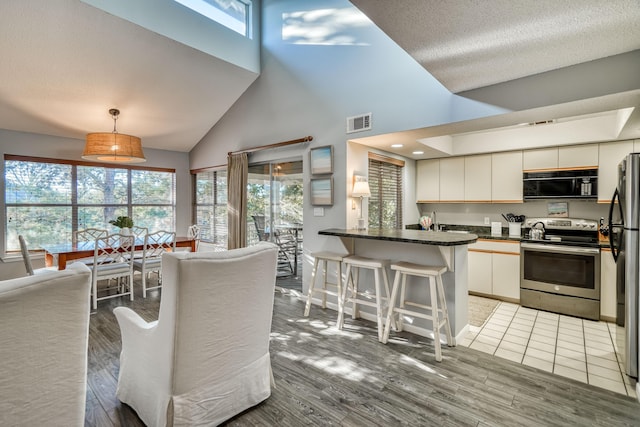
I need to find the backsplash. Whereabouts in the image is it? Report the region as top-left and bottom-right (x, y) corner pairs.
(417, 200), (608, 227)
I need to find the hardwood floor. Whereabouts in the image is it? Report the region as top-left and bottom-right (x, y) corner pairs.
(86, 281), (640, 426)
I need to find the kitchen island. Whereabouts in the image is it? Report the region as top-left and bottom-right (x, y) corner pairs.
(319, 228), (477, 340)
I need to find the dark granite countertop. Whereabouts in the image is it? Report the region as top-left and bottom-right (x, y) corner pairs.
(319, 228), (478, 246)
(406, 223), (522, 242)
(407, 224), (611, 247)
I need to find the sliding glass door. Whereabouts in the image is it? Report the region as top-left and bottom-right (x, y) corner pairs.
(247, 159), (303, 280)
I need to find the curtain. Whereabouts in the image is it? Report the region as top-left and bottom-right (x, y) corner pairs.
(227, 152), (248, 249)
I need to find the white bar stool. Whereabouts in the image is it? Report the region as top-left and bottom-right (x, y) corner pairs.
(382, 261), (455, 362)
(304, 251), (345, 317)
(337, 255), (395, 342)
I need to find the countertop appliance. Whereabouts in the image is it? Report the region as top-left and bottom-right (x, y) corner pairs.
(520, 217), (601, 321)
(523, 168), (598, 200)
(608, 153), (640, 378)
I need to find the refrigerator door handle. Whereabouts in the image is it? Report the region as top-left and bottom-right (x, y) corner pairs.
(609, 188), (623, 262)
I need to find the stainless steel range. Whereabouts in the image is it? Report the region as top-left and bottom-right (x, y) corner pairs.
(520, 217), (601, 320)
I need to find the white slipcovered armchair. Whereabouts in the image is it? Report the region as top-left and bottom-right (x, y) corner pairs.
(0, 263), (92, 427)
(114, 242), (279, 427)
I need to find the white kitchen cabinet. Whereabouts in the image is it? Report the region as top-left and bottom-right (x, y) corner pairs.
(559, 144), (599, 168)
(464, 154), (491, 202)
(524, 145), (598, 171)
(598, 140), (633, 203)
(492, 252), (521, 300)
(468, 240), (520, 301)
(416, 159), (440, 202)
(468, 250), (492, 295)
(491, 151), (523, 202)
(523, 147), (558, 170)
(600, 248), (616, 321)
(439, 157), (465, 202)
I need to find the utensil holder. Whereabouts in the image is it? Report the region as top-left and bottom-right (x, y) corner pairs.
(508, 222), (522, 237)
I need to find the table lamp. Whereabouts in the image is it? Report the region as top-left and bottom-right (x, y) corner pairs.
(352, 176), (371, 230)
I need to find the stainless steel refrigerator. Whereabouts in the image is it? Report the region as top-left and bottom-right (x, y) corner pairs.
(609, 152), (640, 378)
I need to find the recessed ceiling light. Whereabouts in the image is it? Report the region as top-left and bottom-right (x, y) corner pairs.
(391, 144), (403, 148)
(412, 151), (424, 155)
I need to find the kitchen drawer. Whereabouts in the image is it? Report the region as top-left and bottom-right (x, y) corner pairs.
(469, 239), (520, 254)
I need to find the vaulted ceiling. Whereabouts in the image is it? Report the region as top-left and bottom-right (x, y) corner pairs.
(1, 0), (639, 154)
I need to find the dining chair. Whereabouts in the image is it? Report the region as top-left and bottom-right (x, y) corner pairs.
(188, 224), (201, 251)
(75, 227), (108, 243)
(90, 233), (135, 310)
(176, 224), (201, 253)
(74, 228), (108, 266)
(18, 235), (57, 275)
(130, 225), (149, 259)
(133, 230), (176, 297)
(251, 215), (294, 276)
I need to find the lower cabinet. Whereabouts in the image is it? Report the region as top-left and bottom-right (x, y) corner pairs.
(600, 248), (616, 321)
(468, 240), (520, 301)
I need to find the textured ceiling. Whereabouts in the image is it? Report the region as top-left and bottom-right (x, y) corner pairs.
(348, 0), (640, 158)
(350, 0), (640, 93)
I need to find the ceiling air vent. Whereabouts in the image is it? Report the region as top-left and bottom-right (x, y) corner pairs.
(346, 113), (372, 134)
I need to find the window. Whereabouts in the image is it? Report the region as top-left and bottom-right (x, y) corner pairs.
(5, 156), (175, 252)
(174, 0), (251, 37)
(194, 169), (227, 250)
(368, 153), (404, 230)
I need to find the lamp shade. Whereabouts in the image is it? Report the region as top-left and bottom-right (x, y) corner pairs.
(83, 132), (146, 163)
(352, 180), (371, 198)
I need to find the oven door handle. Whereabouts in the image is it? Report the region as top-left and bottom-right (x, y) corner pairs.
(521, 242), (600, 255)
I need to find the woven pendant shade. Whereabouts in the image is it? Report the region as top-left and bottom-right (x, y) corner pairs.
(83, 133), (145, 163)
(82, 109), (146, 163)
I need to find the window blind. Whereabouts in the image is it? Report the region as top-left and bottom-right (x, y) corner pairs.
(194, 170), (227, 249)
(368, 156), (403, 229)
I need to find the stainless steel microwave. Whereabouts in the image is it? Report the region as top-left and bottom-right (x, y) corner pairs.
(523, 168), (598, 200)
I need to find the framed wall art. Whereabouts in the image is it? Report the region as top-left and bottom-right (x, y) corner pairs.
(310, 177), (333, 206)
(548, 201), (568, 217)
(309, 145), (333, 175)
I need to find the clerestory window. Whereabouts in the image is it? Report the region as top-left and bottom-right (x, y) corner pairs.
(174, 0), (251, 37)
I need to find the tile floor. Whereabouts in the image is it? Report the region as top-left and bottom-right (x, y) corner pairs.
(459, 301), (638, 398)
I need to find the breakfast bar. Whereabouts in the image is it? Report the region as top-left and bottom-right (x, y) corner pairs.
(319, 228), (478, 339)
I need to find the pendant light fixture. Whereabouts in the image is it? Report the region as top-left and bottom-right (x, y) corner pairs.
(83, 108), (146, 163)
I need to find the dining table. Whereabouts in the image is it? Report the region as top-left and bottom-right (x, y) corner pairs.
(41, 236), (197, 270)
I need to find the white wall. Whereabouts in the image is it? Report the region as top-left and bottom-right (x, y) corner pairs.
(0, 129), (191, 280)
(189, 0), (509, 293)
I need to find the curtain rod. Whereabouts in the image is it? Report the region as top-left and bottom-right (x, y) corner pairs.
(228, 136), (313, 157)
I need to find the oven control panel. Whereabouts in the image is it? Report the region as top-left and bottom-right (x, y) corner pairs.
(524, 217), (598, 230)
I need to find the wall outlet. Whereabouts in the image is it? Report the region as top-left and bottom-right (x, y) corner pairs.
(484, 217), (490, 225)
(314, 207), (324, 217)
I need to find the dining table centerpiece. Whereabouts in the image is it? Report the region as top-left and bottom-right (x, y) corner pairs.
(109, 216), (134, 236)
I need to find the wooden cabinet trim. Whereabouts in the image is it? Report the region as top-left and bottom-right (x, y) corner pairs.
(523, 165), (598, 173)
(469, 248), (519, 256)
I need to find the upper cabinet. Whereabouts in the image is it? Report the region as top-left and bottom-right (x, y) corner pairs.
(524, 145), (599, 170)
(416, 159), (440, 202)
(598, 141), (633, 203)
(417, 152), (523, 203)
(416, 140), (634, 205)
(523, 147), (558, 170)
(464, 155), (491, 202)
(492, 151), (523, 202)
(439, 157), (465, 202)
(559, 144), (599, 168)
